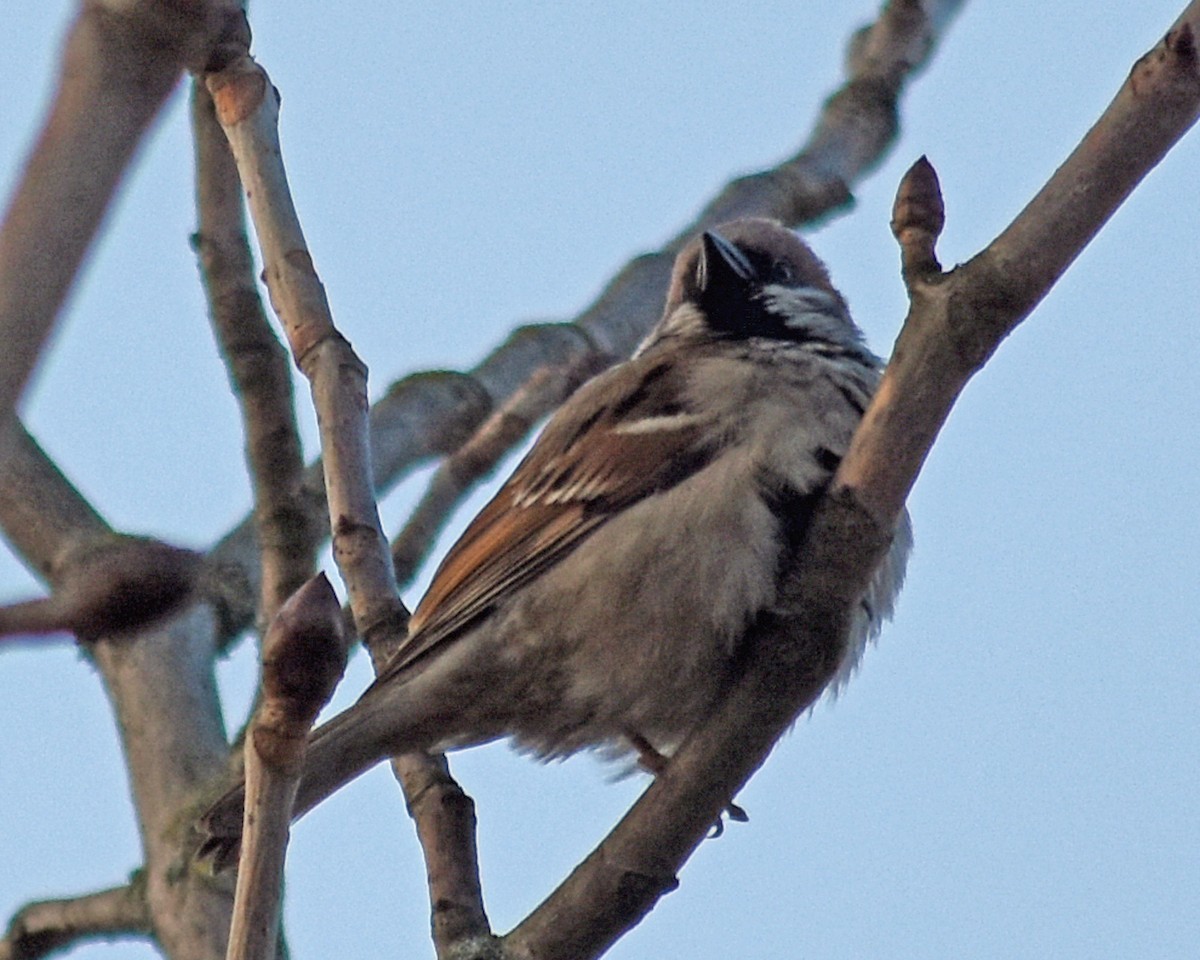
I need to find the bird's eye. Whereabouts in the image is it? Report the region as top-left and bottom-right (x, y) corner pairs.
(771, 261), (794, 284)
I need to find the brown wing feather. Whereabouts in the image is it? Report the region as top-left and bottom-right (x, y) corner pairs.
(371, 355), (720, 684)
(391, 494), (601, 673)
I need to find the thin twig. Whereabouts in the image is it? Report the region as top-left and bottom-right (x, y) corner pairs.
(191, 78), (317, 629)
(390, 753), (492, 951)
(206, 58), (404, 644)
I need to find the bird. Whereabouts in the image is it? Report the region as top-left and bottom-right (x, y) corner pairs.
(199, 217), (911, 859)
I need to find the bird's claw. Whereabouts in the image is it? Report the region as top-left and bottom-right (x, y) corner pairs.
(708, 801), (749, 838)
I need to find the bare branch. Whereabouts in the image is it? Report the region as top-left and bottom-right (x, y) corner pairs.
(205, 54), (491, 956)
(391, 754), (495, 954)
(845, 10), (1200, 529)
(191, 79), (317, 629)
(507, 7), (1200, 958)
(0, 0), (245, 464)
(694, 0), (965, 232)
(206, 56), (404, 645)
(1, 881), (150, 960)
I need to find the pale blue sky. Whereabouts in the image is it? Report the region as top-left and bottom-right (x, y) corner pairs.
(2, 4), (1197, 959)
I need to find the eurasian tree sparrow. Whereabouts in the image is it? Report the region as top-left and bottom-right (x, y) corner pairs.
(201, 217), (911, 854)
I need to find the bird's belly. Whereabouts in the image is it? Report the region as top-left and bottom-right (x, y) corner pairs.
(489, 475), (780, 760)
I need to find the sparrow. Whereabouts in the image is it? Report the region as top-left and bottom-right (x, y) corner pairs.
(200, 217), (911, 857)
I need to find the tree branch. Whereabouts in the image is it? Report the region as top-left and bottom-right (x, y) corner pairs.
(0, 426), (111, 577)
(695, 0), (964, 232)
(206, 57), (404, 645)
(1, 881), (150, 960)
(226, 576), (348, 960)
(0, 0), (244, 465)
(845, 11), (1200, 528)
(191, 78), (318, 630)
(0, 534), (199, 644)
(506, 8), (1200, 957)
(205, 55), (492, 957)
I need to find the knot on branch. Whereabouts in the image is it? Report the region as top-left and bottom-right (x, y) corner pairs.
(1132, 22), (1200, 98)
(0, 535), (204, 642)
(206, 55), (270, 126)
(615, 867), (680, 908)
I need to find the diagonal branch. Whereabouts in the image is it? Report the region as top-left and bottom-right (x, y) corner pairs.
(0, 0), (244, 465)
(506, 8), (1200, 958)
(205, 57), (405, 651)
(844, 11), (1200, 527)
(191, 78), (318, 630)
(693, 0), (965, 235)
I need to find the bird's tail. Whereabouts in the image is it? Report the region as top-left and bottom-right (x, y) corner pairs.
(196, 698), (394, 870)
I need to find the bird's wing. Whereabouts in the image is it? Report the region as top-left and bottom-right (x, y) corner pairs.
(372, 354), (721, 683)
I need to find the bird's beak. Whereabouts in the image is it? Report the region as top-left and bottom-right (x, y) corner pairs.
(694, 230), (758, 323)
(699, 230), (756, 292)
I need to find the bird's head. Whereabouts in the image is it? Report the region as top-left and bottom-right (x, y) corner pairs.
(648, 217), (862, 353)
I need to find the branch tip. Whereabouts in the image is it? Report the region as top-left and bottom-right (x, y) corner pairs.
(245, 574), (349, 786)
(259, 573), (349, 732)
(206, 57), (269, 127)
(890, 155), (945, 281)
